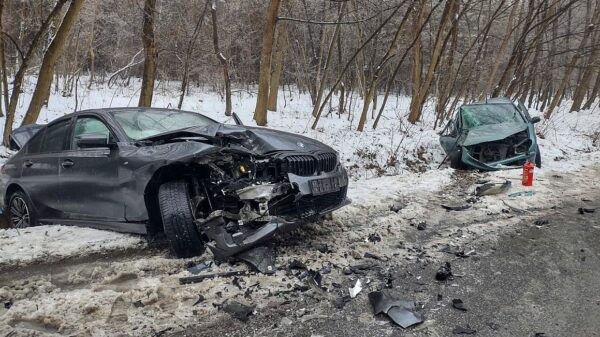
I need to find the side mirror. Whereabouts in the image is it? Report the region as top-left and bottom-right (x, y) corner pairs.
(76, 133), (112, 149)
(531, 116), (541, 124)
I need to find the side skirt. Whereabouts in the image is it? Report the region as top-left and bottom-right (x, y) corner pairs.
(39, 218), (148, 235)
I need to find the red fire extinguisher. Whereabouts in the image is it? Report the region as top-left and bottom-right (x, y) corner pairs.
(522, 161), (535, 186)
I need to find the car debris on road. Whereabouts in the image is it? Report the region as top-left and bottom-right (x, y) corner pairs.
(368, 291), (424, 329)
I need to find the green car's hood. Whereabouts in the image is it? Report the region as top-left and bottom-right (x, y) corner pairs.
(463, 122), (528, 146)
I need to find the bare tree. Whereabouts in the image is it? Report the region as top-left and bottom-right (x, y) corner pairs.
(138, 0), (157, 107)
(21, 0), (85, 126)
(253, 0), (281, 126)
(211, 0), (232, 116)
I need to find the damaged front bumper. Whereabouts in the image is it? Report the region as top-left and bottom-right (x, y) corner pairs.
(460, 145), (537, 171)
(198, 165), (350, 260)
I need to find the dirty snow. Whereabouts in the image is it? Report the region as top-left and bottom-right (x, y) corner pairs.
(0, 225), (145, 267)
(0, 78), (599, 336)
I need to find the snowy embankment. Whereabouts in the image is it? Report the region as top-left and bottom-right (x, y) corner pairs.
(0, 77), (598, 266)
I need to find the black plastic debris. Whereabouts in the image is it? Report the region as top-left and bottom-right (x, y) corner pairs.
(455, 250), (475, 258)
(417, 222), (427, 231)
(3, 301), (12, 310)
(451, 299), (467, 311)
(342, 266), (353, 275)
(313, 243), (330, 254)
(534, 219), (549, 226)
(187, 261), (212, 275)
(192, 295), (205, 306)
(453, 325), (476, 334)
(222, 301), (255, 322)
(133, 300), (145, 308)
(320, 265), (332, 274)
(368, 291), (424, 329)
(442, 204), (472, 212)
(368, 233), (382, 242)
(288, 259), (307, 270)
(533, 333), (546, 337)
(435, 262), (453, 281)
(179, 270), (248, 285)
(364, 252), (384, 260)
(232, 277), (244, 290)
(475, 180), (511, 196)
(578, 207), (596, 214)
(437, 294), (443, 301)
(237, 246), (276, 275)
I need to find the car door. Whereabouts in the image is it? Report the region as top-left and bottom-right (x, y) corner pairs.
(439, 115), (460, 154)
(19, 119), (71, 219)
(58, 115), (124, 221)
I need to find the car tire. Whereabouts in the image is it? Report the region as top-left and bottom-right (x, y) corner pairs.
(158, 180), (206, 258)
(449, 149), (466, 170)
(7, 190), (38, 228)
(535, 145), (542, 168)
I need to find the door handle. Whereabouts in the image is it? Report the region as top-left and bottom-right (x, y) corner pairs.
(24, 160), (33, 168)
(61, 159), (74, 168)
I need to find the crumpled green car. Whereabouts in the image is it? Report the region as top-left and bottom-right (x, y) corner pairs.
(439, 97), (541, 171)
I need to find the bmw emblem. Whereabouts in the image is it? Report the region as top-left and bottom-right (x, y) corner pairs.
(297, 142), (305, 149)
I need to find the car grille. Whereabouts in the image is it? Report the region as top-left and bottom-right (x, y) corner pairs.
(268, 186), (347, 218)
(283, 153), (337, 176)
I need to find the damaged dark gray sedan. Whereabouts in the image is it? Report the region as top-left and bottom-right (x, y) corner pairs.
(1, 108), (349, 258)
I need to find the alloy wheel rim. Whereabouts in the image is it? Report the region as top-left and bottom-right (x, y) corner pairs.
(10, 197), (30, 228)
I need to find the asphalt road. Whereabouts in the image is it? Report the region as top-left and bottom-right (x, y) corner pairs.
(172, 190), (600, 337)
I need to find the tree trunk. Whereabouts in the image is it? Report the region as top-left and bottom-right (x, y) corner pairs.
(21, 0), (85, 126)
(357, 4), (410, 131)
(253, 0), (281, 126)
(210, 0), (232, 116)
(138, 0), (157, 108)
(3, 0), (69, 144)
(311, 3), (345, 118)
(0, 0), (5, 117)
(87, 0), (98, 88)
(267, 22), (287, 112)
(545, 4), (600, 118)
(408, 0), (454, 124)
(582, 71), (600, 110)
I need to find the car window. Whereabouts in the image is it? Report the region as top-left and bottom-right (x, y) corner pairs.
(460, 103), (524, 129)
(70, 117), (111, 150)
(112, 109), (217, 140)
(25, 129), (45, 154)
(39, 121), (70, 153)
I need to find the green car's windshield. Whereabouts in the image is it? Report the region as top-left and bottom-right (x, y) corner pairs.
(460, 103), (524, 129)
(111, 109), (217, 140)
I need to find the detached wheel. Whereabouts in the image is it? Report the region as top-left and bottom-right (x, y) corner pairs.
(535, 145), (542, 168)
(7, 190), (38, 228)
(158, 180), (206, 258)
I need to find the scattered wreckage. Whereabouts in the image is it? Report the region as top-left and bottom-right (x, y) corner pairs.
(1, 108), (350, 258)
(439, 97), (541, 170)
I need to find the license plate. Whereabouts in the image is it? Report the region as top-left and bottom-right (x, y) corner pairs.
(310, 177), (341, 195)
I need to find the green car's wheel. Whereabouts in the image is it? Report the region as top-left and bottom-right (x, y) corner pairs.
(449, 149), (466, 170)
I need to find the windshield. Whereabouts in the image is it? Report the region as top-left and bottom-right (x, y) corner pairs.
(111, 109), (217, 140)
(460, 103), (524, 129)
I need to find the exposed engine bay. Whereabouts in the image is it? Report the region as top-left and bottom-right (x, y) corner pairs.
(466, 130), (531, 163)
(184, 150), (349, 259)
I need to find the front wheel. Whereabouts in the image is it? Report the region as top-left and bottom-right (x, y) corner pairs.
(158, 180), (206, 258)
(7, 190), (38, 228)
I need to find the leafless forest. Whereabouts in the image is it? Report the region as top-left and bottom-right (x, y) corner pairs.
(0, 0), (598, 143)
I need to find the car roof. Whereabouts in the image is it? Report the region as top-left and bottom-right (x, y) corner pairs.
(462, 97), (514, 107)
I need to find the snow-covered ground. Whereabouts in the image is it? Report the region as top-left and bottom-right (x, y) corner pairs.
(0, 78), (599, 336)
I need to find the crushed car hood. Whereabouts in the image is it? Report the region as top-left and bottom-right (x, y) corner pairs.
(463, 122), (528, 146)
(147, 124), (334, 155)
